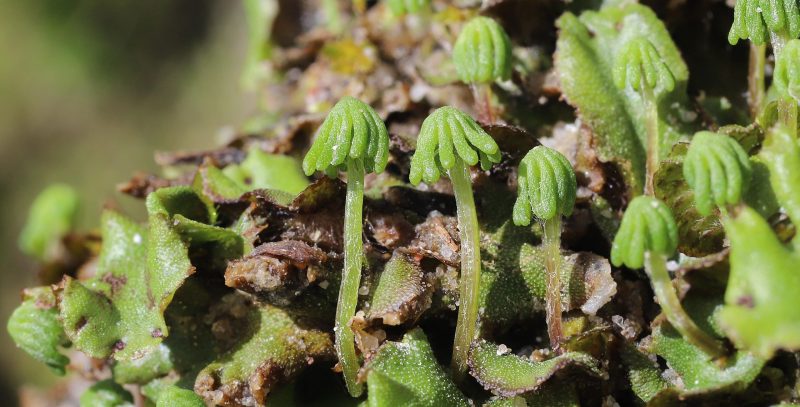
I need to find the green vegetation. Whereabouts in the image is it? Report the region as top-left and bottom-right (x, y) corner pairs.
(512, 146), (576, 352)
(8, 1), (800, 406)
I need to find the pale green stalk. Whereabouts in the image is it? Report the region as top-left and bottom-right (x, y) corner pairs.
(542, 217), (564, 353)
(642, 80), (659, 196)
(449, 157), (482, 381)
(779, 99), (798, 139)
(749, 43), (766, 118)
(771, 32), (788, 61)
(645, 253), (724, 357)
(336, 159), (365, 397)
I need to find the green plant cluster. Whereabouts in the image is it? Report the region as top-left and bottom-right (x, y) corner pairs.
(8, 0), (800, 406)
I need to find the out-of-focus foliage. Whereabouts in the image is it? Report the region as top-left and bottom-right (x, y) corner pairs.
(773, 39), (800, 101)
(386, 0), (429, 16)
(79, 380), (133, 407)
(18, 184), (79, 262)
(613, 37), (675, 94)
(225, 149), (309, 195)
(719, 206), (800, 358)
(156, 385), (206, 407)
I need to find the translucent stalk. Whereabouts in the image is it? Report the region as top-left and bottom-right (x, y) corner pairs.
(542, 217), (564, 353)
(471, 83), (496, 124)
(771, 32), (788, 62)
(748, 44), (766, 118)
(335, 159), (365, 397)
(449, 157), (482, 381)
(642, 82), (659, 196)
(645, 252), (724, 357)
(779, 97), (798, 140)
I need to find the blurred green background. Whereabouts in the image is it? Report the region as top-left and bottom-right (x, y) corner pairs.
(0, 0), (255, 402)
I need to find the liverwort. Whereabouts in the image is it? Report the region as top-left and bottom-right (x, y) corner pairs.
(409, 106), (501, 381)
(729, 0), (800, 115)
(614, 37), (676, 196)
(683, 131), (752, 217)
(302, 96), (390, 397)
(512, 146), (577, 353)
(453, 16), (512, 124)
(611, 196), (725, 357)
(729, 0), (800, 59)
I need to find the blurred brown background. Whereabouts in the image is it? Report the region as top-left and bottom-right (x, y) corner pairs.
(0, 0), (255, 402)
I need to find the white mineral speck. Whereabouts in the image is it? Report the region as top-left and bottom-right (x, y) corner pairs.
(133, 234), (142, 244)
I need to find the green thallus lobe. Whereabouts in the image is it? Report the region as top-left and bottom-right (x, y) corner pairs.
(409, 106), (500, 380)
(302, 96), (389, 397)
(612, 196), (724, 357)
(683, 131), (752, 217)
(614, 37), (675, 196)
(452, 16), (512, 123)
(512, 146), (577, 353)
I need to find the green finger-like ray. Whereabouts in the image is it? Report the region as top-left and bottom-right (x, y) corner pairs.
(513, 146), (577, 226)
(453, 16), (512, 84)
(611, 196), (678, 269)
(729, 0), (799, 45)
(409, 106), (500, 185)
(683, 131), (752, 216)
(614, 37), (675, 94)
(304, 96), (389, 177)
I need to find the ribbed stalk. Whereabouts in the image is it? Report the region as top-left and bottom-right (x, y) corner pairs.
(542, 217), (564, 353)
(645, 252), (724, 357)
(335, 159), (365, 396)
(449, 157), (482, 381)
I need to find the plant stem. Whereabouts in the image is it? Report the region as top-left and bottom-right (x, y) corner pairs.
(748, 43), (766, 118)
(335, 159), (365, 397)
(448, 157), (482, 382)
(771, 32), (788, 62)
(642, 83), (659, 196)
(779, 96), (798, 139)
(645, 252), (724, 358)
(472, 83), (496, 124)
(542, 217), (564, 354)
